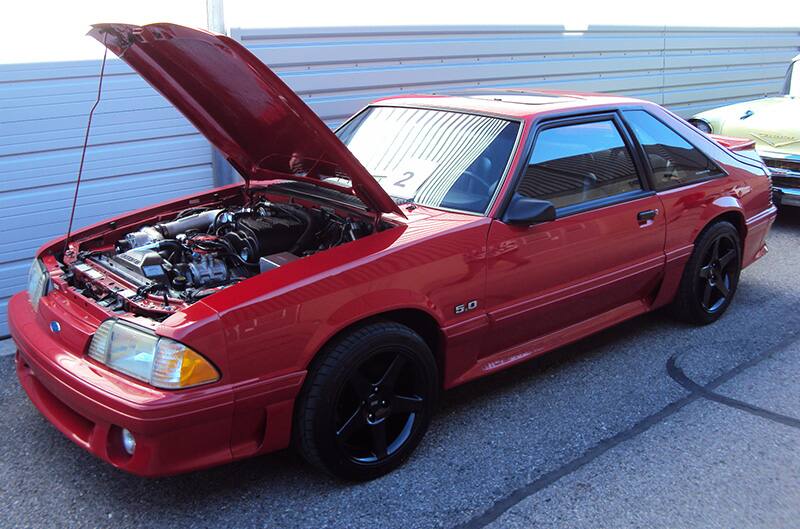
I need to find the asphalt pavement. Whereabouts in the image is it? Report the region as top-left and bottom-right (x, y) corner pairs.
(2, 208), (799, 529)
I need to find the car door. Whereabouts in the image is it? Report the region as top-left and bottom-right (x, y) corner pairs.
(483, 113), (667, 356)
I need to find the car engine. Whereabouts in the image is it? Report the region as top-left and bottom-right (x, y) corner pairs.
(66, 199), (373, 317)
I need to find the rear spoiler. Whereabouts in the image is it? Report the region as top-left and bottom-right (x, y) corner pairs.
(709, 134), (756, 152)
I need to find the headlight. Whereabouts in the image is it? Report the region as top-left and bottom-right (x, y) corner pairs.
(688, 118), (713, 134)
(27, 259), (50, 311)
(88, 320), (219, 389)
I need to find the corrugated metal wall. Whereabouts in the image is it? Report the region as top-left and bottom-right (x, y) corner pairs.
(232, 25), (800, 126)
(0, 60), (214, 335)
(2, 24), (799, 336)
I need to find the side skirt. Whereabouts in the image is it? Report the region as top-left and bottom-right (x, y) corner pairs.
(447, 299), (649, 388)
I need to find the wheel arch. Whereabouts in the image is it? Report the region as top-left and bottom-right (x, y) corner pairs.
(701, 208), (747, 248)
(304, 306), (446, 384)
(667, 207), (745, 324)
(653, 204), (746, 310)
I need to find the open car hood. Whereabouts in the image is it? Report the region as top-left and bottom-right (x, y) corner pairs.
(89, 23), (404, 217)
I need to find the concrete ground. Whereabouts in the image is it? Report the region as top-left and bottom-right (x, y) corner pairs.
(0, 339), (14, 357)
(1, 208), (799, 529)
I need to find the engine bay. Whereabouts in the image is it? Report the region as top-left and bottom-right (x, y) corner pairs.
(63, 194), (377, 320)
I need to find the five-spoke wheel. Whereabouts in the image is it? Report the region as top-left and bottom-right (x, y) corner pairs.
(672, 221), (741, 324)
(295, 322), (437, 481)
(335, 352), (426, 463)
(696, 232), (738, 313)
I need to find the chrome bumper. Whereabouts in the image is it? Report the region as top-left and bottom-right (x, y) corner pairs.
(773, 187), (800, 207)
(762, 153), (800, 207)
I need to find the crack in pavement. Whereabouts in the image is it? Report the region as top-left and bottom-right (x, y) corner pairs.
(667, 344), (800, 431)
(454, 330), (800, 529)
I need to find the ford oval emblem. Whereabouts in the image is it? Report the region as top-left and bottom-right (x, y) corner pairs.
(49, 321), (61, 333)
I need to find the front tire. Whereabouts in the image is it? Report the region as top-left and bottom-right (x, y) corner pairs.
(671, 221), (741, 325)
(295, 322), (438, 481)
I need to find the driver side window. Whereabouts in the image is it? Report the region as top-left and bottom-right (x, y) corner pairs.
(518, 119), (641, 210)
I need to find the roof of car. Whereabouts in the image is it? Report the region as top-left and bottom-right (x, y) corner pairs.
(372, 89), (648, 119)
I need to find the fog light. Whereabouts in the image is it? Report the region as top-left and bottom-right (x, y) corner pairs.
(121, 428), (136, 455)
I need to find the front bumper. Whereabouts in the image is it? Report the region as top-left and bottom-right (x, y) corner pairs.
(8, 292), (235, 477)
(773, 187), (800, 207)
(763, 153), (800, 207)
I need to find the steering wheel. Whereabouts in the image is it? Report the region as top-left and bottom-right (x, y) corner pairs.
(460, 170), (493, 196)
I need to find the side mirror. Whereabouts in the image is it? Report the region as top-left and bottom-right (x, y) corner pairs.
(503, 194), (556, 225)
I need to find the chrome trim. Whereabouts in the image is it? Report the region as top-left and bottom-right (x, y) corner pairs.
(765, 167), (800, 180)
(773, 187), (800, 207)
(768, 147), (800, 206)
(688, 117), (713, 134)
(761, 151), (800, 163)
(771, 170), (800, 179)
(762, 153), (800, 180)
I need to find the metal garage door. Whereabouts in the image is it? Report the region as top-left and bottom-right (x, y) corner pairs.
(0, 59), (214, 336)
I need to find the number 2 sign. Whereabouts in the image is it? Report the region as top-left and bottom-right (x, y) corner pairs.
(382, 159), (439, 199)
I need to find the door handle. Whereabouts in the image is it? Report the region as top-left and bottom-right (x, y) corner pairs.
(637, 209), (658, 222)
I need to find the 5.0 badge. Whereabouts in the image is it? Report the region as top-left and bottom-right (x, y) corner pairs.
(454, 300), (478, 314)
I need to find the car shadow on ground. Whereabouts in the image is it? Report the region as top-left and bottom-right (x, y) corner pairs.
(775, 205), (800, 228)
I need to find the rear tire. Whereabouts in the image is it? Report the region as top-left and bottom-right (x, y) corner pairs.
(671, 221), (741, 325)
(294, 322), (438, 481)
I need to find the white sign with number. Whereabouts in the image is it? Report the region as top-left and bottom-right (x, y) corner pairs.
(381, 159), (439, 200)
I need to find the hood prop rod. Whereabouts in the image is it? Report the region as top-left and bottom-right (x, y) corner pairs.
(63, 33), (109, 258)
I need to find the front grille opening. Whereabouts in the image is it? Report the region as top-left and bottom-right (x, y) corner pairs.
(771, 174), (800, 189)
(29, 375), (95, 445)
(765, 158), (800, 173)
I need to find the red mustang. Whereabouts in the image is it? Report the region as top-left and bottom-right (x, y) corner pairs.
(9, 24), (776, 481)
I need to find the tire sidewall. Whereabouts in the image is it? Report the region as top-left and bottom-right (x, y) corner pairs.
(683, 222), (742, 324)
(305, 324), (437, 481)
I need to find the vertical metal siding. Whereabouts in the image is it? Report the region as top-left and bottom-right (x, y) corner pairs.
(0, 59), (214, 335)
(231, 25), (800, 126)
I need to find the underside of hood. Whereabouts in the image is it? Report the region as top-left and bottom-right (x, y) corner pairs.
(89, 23), (404, 217)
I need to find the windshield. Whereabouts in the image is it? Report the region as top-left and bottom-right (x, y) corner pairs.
(783, 60), (799, 96)
(335, 107), (520, 214)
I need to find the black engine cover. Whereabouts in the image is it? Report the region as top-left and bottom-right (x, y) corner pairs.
(224, 213), (306, 261)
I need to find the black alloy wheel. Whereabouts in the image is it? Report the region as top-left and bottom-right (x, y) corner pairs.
(295, 322), (438, 481)
(335, 351), (426, 463)
(696, 233), (738, 313)
(672, 221), (741, 325)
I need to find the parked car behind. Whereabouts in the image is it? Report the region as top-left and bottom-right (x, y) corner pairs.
(9, 23), (777, 481)
(690, 54), (800, 207)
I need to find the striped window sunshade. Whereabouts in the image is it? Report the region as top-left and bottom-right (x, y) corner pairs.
(342, 107), (512, 208)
